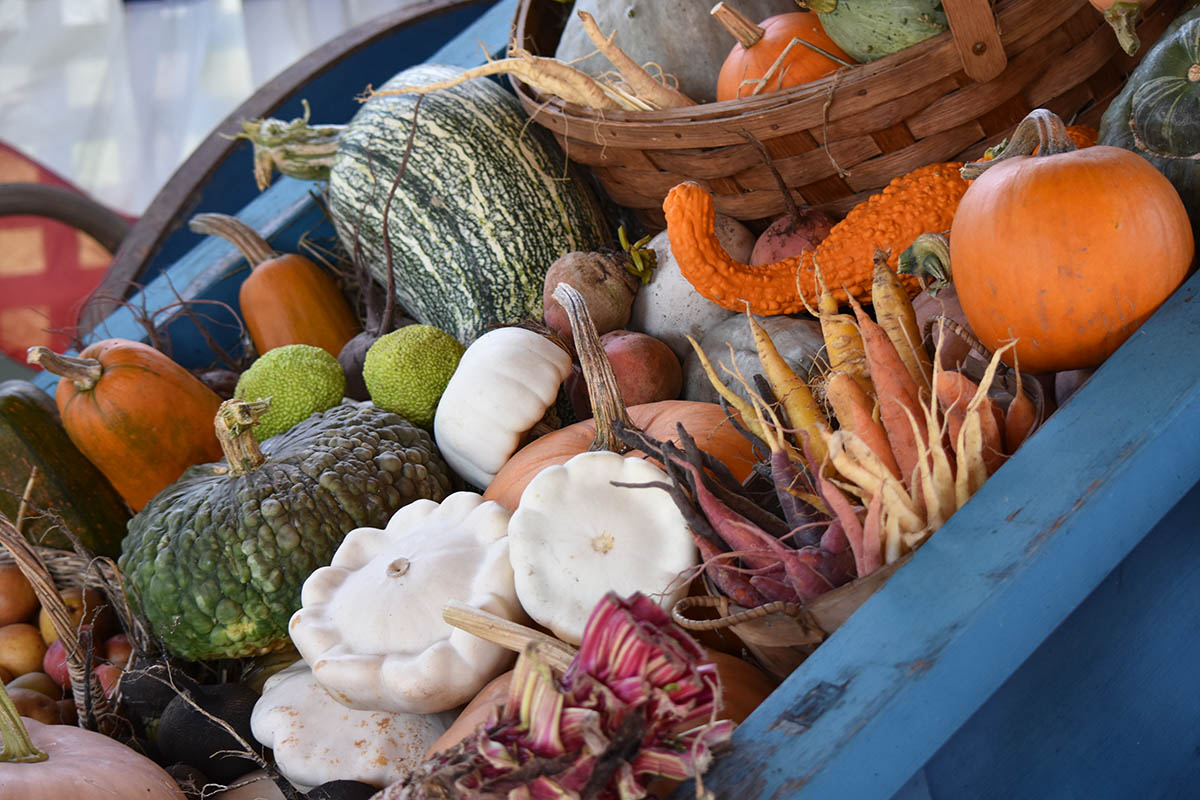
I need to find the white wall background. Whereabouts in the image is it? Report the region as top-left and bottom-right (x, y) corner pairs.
(0, 0), (417, 217)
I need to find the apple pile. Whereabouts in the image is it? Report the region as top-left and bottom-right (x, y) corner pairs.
(0, 564), (128, 725)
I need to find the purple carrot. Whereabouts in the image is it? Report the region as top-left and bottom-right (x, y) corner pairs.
(770, 447), (823, 543)
(817, 474), (867, 580)
(750, 574), (804, 604)
(694, 531), (768, 609)
(797, 545), (855, 589)
(820, 519), (850, 554)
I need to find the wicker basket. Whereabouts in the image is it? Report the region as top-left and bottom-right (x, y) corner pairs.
(511, 0), (1183, 230)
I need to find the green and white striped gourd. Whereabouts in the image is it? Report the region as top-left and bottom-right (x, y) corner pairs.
(241, 64), (611, 345)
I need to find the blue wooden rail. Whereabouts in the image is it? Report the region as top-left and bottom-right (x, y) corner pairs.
(33, 2), (1200, 797)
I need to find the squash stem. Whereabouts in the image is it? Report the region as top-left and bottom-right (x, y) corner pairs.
(960, 108), (1076, 180)
(897, 232), (952, 294)
(711, 2), (765, 48)
(215, 399), (270, 476)
(1102, 2), (1143, 57)
(25, 346), (103, 392)
(234, 99), (344, 190)
(188, 213), (277, 266)
(0, 682), (48, 763)
(552, 283), (635, 454)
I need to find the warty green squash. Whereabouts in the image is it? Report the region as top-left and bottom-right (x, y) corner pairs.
(237, 64), (612, 345)
(118, 398), (453, 661)
(807, 0), (949, 63)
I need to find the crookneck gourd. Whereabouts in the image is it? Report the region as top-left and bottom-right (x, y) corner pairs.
(118, 398), (453, 661)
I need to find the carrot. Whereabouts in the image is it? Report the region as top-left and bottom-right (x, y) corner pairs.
(1004, 368), (1038, 455)
(871, 250), (934, 400)
(746, 312), (830, 468)
(575, 11), (695, 109)
(824, 371), (900, 480)
(824, 429), (924, 534)
(936, 371), (1005, 475)
(848, 294), (927, 486)
(694, 533), (770, 609)
(685, 335), (766, 442)
(813, 265), (873, 398)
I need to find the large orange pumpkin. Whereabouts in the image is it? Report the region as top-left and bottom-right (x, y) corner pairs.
(27, 339), (224, 511)
(713, 4), (851, 101)
(950, 109), (1193, 374)
(483, 284), (757, 511)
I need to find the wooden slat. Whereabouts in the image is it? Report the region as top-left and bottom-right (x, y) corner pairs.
(943, 0), (1007, 82)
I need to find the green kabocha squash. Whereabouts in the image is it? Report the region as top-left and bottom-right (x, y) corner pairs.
(237, 64), (611, 346)
(118, 398), (453, 661)
(1099, 7), (1200, 237)
(812, 0), (948, 63)
(0, 380), (129, 557)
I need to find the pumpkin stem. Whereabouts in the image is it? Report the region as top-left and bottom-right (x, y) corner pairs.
(960, 108), (1076, 180)
(215, 398), (270, 476)
(711, 2), (765, 49)
(188, 213), (277, 267)
(0, 681), (48, 763)
(25, 346), (103, 392)
(233, 99), (344, 190)
(1100, 1), (1143, 57)
(552, 283), (635, 454)
(897, 232), (952, 294)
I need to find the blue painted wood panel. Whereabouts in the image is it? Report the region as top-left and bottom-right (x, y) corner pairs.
(918, 482), (1200, 800)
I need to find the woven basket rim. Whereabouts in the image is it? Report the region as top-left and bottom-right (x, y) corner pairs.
(510, 0), (1156, 140)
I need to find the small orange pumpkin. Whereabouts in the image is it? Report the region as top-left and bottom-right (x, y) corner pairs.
(951, 109), (1193, 374)
(482, 285), (757, 511)
(713, 3), (852, 101)
(27, 339), (224, 511)
(189, 213), (360, 358)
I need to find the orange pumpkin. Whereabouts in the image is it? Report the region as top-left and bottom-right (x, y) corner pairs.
(713, 4), (852, 101)
(950, 109), (1193, 374)
(483, 284), (757, 511)
(27, 339), (224, 511)
(189, 213), (360, 358)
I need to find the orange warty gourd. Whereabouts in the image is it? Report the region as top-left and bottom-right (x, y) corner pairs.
(951, 108), (1193, 374)
(482, 285), (757, 511)
(27, 339), (225, 511)
(189, 213), (360, 358)
(712, 4), (852, 101)
(662, 162), (968, 315)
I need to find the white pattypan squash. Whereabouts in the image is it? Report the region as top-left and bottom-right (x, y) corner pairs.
(250, 660), (453, 789)
(288, 491), (522, 713)
(433, 326), (572, 489)
(507, 450), (698, 644)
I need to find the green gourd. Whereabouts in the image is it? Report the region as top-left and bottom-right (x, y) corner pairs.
(118, 398), (453, 661)
(1099, 7), (1200, 238)
(0, 380), (129, 557)
(816, 0), (948, 63)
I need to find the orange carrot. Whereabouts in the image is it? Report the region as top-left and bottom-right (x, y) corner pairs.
(1004, 370), (1037, 455)
(814, 265), (873, 398)
(847, 294), (927, 486)
(825, 371), (900, 480)
(871, 250), (933, 400)
(936, 371), (1006, 475)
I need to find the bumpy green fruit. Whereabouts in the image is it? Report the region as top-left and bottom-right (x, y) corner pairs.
(363, 324), (465, 429)
(234, 344), (345, 440)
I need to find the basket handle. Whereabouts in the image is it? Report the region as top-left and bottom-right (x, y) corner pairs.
(942, 0), (1007, 82)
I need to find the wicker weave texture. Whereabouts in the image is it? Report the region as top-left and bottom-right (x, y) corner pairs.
(513, 0), (1183, 229)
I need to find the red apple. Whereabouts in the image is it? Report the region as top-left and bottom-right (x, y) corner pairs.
(102, 633), (132, 670)
(42, 638), (69, 688)
(93, 662), (122, 698)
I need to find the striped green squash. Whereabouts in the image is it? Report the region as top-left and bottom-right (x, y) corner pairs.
(326, 64), (611, 345)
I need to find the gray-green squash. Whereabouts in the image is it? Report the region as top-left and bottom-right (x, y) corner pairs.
(1099, 7), (1200, 237)
(118, 398), (453, 661)
(817, 0), (948, 63)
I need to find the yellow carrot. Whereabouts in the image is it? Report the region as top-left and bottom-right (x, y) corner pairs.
(813, 264), (873, 398)
(871, 249), (933, 400)
(685, 335), (766, 441)
(746, 312), (830, 467)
